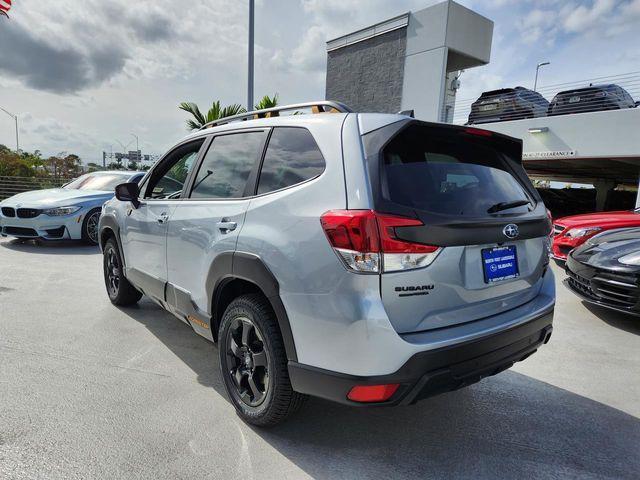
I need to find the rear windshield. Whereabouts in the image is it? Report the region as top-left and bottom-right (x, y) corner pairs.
(382, 125), (532, 217)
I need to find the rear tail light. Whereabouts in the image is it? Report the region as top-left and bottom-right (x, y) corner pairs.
(347, 384), (400, 403)
(320, 210), (441, 273)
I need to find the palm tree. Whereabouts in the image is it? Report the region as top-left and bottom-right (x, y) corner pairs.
(254, 94), (278, 110)
(179, 101), (247, 131)
(179, 94), (279, 131)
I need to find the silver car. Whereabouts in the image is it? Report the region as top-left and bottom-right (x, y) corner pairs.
(0, 171), (144, 244)
(98, 101), (555, 426)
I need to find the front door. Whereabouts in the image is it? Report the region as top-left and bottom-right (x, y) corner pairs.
(122, 139), (204, 301)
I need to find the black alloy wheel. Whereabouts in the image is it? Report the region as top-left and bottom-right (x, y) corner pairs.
(225, 317), (270, 407)
(218, 294), (307, 426)
(105, 245), (120, 298)
(102, 238), (142, 306)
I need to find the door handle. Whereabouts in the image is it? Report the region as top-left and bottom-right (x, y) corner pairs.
(216, 219), (237, 233)
(157, 212), (169, 224)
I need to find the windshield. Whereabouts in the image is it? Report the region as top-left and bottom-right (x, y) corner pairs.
(64, 173), (129, 191)
(382, 125), (532, 217)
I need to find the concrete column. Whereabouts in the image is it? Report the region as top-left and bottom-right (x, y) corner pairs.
(593, 180), (616, 212)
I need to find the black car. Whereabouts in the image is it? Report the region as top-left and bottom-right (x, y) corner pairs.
(467, 86), (549, 124)
(565, 227), (640, 316)
(548, 83), (636, 117)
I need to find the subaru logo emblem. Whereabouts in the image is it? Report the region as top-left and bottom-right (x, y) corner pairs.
(503, 224), (519, 239)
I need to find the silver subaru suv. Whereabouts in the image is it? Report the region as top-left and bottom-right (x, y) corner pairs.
(99, 101), (555, 426)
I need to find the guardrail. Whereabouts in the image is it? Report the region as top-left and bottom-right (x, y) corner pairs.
(449, 71), (640, 125)
(0, 176), (72, 201)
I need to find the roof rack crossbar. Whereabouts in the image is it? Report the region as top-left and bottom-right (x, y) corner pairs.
(199, 101), (352, 130)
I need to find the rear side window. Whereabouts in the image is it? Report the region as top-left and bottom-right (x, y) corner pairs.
(382, 125), (531, 217)
(190, 131), (267, 199)
(257, 127), (324, 195)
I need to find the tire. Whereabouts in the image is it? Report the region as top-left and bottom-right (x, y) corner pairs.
(103, 238), (142, 306)
(218, 294), (307, 427)
(81, 208), (102, 245)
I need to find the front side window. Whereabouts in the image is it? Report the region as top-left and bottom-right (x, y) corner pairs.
(257, 127), (325, 195)
(190, 131), (267, 199)
(144, 140), (203, 199)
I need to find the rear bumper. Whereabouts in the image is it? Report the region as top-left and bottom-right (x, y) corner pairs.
(288, 306), (554, 406)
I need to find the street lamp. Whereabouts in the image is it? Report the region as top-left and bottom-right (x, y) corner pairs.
(0, 106), (19, 152)
(533, 61), (550, 92)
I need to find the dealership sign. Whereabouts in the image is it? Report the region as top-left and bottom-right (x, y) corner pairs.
(0, 0), (11, 18)
(522, 150), (576, 160)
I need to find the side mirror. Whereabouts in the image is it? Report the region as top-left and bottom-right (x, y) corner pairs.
(115, 182), (140, 208)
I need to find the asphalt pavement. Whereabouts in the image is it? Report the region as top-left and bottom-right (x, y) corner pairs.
(0, 237), (639, 479)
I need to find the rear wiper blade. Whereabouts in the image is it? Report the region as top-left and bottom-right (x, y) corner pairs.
(487, 199), (531, 213)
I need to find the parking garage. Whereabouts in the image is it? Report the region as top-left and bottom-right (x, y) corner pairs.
(325, 2), (640, 218)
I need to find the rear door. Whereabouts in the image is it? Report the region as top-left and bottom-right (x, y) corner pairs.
(166, 129), (269, 330)
(364, 122), (551, 333)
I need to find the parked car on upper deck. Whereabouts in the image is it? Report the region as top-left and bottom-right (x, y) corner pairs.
(547, 84), (636, 116)
(467, 86), (549, 124)
(552, 209), (640, 260)
(0, 170), (144, 245)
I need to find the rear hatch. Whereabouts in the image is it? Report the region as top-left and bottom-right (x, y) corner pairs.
(469, 89), (516, 123)
(362, 121), (551, 334)
(548, 87), (610, 116)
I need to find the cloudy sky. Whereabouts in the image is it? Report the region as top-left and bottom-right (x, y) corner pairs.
(0, 0), (638, 164)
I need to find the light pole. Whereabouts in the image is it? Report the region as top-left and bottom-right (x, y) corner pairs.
(0, 106), (19, 152)
(247, 0), (255, 111)
(130, 133), (140, 169)
(533, 61), (550, 92)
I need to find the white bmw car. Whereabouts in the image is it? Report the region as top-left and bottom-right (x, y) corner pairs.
(0, 171), (144, 245)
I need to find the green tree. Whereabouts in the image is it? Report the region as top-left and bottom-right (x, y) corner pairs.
(0, 147), (34, 177)
(128, 161), (139, 171)
(0, 146), (85, 179)
(46, 153), (82, 178)
(254, 94), (278, 110)
(179, 101), (247, 131)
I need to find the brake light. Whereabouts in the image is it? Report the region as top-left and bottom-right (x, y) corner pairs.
(546, 208), (553, 236)
(464, 127), (493, 137)
(320, 210), (441, 273)
(347, 384), (400, 403)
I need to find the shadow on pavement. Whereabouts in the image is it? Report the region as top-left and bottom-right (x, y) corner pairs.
(583, 301), (640, 335)
(0, 238), (99, 255)
(119, 299), (640, 479)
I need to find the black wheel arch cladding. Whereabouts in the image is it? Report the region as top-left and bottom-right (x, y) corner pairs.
(207, 251), (298, 362)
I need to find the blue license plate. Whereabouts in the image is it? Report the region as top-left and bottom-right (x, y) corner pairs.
(482, 246), (519, 283)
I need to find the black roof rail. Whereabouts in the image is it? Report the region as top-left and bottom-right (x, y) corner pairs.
(199, 101), (353, 130)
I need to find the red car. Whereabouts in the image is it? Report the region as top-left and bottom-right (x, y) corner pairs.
(552, 209), (640, 260)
